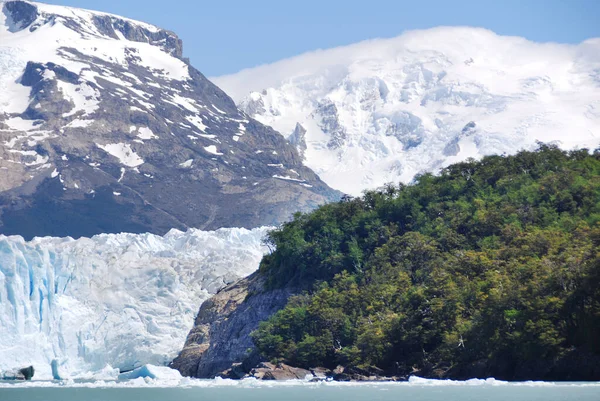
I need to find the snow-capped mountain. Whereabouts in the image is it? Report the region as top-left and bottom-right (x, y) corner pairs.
(0, 1), (339, 239)
(215, 27), (600, 195)
(0, 226), (269, 379)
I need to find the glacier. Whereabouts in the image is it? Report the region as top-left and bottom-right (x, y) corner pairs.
(214, 27), (600, 195)
(0, 227), (270, 379)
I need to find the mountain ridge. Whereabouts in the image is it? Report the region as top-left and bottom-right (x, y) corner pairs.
(0, 0), (340, 239)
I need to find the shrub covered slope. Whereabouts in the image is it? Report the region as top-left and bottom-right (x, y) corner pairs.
(253, 145), (600, 380)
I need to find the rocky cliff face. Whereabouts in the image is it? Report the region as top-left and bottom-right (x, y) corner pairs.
(171, 272), (293, 378)
(0, 1), (340, 239)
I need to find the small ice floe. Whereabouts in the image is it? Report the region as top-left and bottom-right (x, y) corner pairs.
(118, 365), (182, 381)
(1, 366), (35, 381)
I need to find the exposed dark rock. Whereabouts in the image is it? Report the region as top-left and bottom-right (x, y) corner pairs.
(248, 362), (311, 380)
(310, 367), (331, 379)
(171, 272), (295, 378)
(217, 363), (247, 380)
(313, 100), (347, 150)
(443, 136), (461, 156)
(443, 121), (477, 156)
(91, 15), (183, 58)
(461, 120), (477, 133)
(385, 111), (425, 149)
(3, 1), (38, 32)
(288, 123), (307, 159)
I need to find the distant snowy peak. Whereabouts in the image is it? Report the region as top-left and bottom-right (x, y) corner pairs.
(0, 1), (339, 238)
(215, 27), (600, 195)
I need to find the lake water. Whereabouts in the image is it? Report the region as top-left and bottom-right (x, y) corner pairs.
(1, 377), (599, 401)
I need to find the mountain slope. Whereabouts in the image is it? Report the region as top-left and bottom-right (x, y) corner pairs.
(0, 226), (269, 379)
(215, 27), (600, 195)
(0, 1), (340, 239)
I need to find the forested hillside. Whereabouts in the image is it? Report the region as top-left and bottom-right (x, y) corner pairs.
(252, 145), (600, 380)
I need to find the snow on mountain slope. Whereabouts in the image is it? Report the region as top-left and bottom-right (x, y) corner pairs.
(0, 0), (187, 116)
(0, 226), (269, 379)
(0, 1), (339, 239)
(214, 27), (600, 195)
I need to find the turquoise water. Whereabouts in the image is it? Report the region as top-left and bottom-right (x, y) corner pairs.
(1, 379), (599, 401)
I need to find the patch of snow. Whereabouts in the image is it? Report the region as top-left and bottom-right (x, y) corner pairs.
(117, 167), (125, 182)
(4, 117), (38, 131)
(58, 80), (100, 118)
(179, 159), (193, 168)
(273, 174), (305, 182)
(137, 127), (158, 140)
(0, 48), (31, 113)
(168, 94), (199, 112)
(122, 72), (142, 84)
(211, 105), (226, 114)
(203, 145), (223, 155)
(97, 143), (144, 167)
(186, 115), (208, 132)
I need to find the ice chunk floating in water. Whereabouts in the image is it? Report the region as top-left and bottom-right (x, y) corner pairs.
(0, 227), (270, 379)
(117, 365), (182, 381)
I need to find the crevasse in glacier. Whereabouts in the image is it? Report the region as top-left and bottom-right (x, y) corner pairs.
(0, 227), (269, 379)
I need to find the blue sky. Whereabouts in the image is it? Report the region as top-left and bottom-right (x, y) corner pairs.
(44, 0), (600, 76)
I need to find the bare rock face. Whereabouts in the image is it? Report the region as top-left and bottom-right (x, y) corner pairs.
(0, 1), (341, 239)
(170, 272), (294, 378)
(248, 362), (311, 380)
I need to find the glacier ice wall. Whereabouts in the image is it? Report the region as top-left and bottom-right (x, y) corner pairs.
(0, 227), (269, 379)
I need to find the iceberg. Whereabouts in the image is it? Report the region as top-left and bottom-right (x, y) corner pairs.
(0, 227), (270, 379)
(118, 365), (182, 381)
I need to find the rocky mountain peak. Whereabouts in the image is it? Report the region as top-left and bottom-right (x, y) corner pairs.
(0, 1), (340, 239)
(3, 1), (183, 57)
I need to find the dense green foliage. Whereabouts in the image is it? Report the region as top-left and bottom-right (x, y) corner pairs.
(253, 145), (600, 378)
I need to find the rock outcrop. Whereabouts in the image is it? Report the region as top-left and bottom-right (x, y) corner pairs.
(171, 272), (294, 378)
(247, 362), (311, 380)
